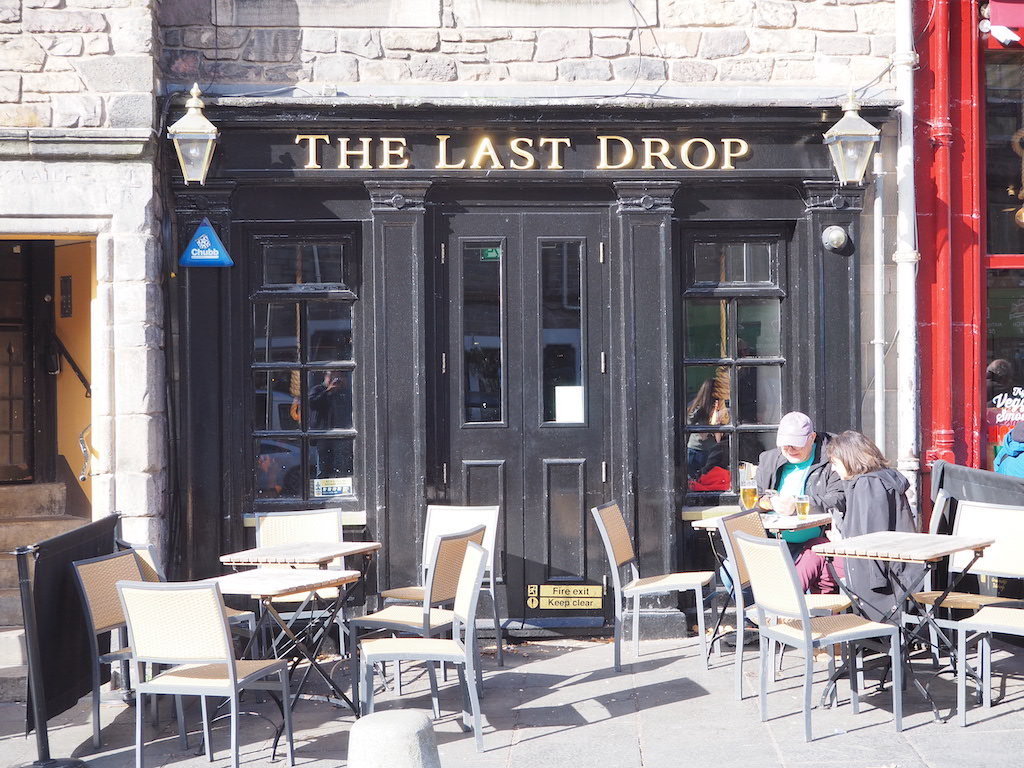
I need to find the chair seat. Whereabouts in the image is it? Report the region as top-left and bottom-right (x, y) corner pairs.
(805, 594), (851, 614)
(959, 605), (1024, 633)
(381, 585), (426, 601)
(912, 591), (1022, 611)
(143, 659), (281, 691)
(774, 613), (895, 644)
(623, 571), (714, 595)
(361, 636), (463, 663)
(355, 604), (455, 632)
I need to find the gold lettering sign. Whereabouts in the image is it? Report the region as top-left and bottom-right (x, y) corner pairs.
(292, 133), (751, 172)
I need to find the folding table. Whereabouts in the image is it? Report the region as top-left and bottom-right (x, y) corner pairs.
(813, 531), (994, 718)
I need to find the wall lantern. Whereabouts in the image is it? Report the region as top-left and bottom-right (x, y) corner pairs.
(823, 94), (880, 186)
(167, 83), (218, 185)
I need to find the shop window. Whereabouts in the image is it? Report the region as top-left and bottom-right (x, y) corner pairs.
(985, 270), (1024, 468)
(681, 230), (786, 497)
(251, 234), (359, 501)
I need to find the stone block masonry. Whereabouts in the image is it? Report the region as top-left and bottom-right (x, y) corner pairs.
(153, 0), (895, 96)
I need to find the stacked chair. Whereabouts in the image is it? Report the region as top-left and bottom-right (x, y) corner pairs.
(359, 541), (489, 750)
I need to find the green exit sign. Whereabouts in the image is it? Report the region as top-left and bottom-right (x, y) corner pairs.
(480, 247), (501, 262)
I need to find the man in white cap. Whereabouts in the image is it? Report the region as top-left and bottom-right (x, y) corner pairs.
(752, 412), (846, 590)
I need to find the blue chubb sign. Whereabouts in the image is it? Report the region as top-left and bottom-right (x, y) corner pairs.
(179, 218), (233, 267)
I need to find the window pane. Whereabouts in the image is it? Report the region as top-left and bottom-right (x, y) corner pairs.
(254, 370), (301, 430)
(685, 299), (728, 359)
(541, 241), (584, 423)
(985, 269), (1024, 467)
(735, 366), (782, 425)
(0, 284), (24, 323)
(308, 370), (353, 430)
(463, 240), (503, 423)
(688, 434), (731, 491)
(307, 303), (352, 362)
(256, 437), (302, 499)
(985, 55), (1024, 254)
(694, 241), (771, 284)
(738, 432), (773, 469)
(264, 242), (347, 286)
(310, 437), (355, 497)
(737, 299), (781, 357)
(684, 365), (729, 479)
(254, 302), (299, 363)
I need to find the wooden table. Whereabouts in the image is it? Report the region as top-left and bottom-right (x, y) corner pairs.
(691, 511), (831, 533)
(812, 531), (994, 718)
(220, 541), (382, 569)
(211, 567), (363, 712)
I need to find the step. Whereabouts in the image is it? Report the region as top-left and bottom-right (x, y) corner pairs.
(0, 589), (21, 626)
(0, 664), (26, 703)
(0, 627), (26, 666)
(0, 516), (87, 551)
(0, 483), (66, 519)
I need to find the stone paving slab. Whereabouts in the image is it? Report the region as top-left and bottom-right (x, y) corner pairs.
(1, 636), (1022, 767)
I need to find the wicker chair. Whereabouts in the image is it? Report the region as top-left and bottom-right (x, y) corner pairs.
(72, 550), (184, 750)
(716, 508), (850, 700)
(117, 580), (294, 768)
(254, 508), (347, 644)
(381, 504), (504, 670)
(734, 531), (902, 741)
(360, 542), (489, 751)
(956, 605), (1024, 725)
(909, 497), (1024, 655)
(349, 524), (486, 713)
(592, 501), (714, 672)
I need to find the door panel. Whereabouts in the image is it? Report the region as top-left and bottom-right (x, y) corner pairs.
(445, 211), (608, 623)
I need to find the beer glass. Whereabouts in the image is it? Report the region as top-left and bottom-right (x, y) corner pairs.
(740, 482), (758, 511)
(796, 494), (810, 519)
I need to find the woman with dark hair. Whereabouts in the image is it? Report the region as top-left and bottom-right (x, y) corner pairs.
(824, 430), (919, 621)
(685, 377), (726, 479)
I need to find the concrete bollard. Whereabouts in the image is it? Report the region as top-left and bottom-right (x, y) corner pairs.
(347, 710), (442, 768)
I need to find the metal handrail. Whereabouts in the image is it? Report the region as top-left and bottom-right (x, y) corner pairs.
(51, 334), (91, 398)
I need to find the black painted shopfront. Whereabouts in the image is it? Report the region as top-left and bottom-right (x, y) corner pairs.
(169, 104), (882, 632)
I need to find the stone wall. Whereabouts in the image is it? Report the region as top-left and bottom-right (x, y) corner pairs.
(0, 0), (155, 129)
(158, 0), (895, 97)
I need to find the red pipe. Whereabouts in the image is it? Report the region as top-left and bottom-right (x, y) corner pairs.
(927, 0), (956, 465)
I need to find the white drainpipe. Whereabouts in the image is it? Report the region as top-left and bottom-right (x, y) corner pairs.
(893, 0), (922, 513)
(872, 152), (886, 450)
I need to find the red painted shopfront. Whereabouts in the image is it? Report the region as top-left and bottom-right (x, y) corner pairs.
(915, 0), (1024, 484)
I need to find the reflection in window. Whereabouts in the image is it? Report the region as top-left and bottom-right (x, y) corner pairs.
(264, 243), (347, 286)
(693, 241), (771, 284)
(541, 241), (584, 423)
(254, 370), (301, 430)
(307, 370), (353, 430)
(985, 55), (1024, 255)
(253, 235), (359, 501)
(309, 437), (354, 498)
(253, 302), (299, 363)
(307, 303), (352, 361)
(986, 270), (1024, 467)
(463, 241), (503, 423)
(682, 230), (785, 495)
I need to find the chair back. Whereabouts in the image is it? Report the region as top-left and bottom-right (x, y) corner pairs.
(423, 505), (500, 585)
(927, 490), (951, 535)
(733, 532), (810, 623)
(72, 550), (145, 635)
(255, 507), (345, 567)
(130, 544), (165, 582)
(453, 542), (489, 647)
(117, 580), (234, 671)
(716, 508), (768, 589)
(949, 499), (1024, 579)
(423, 525), (486, 608)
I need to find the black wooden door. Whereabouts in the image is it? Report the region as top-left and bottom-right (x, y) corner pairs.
(444, 211), (610, 623)
(0, 241), (55, 484)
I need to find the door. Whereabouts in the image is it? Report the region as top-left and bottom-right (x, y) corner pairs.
(443, 210), (610, 624)
(0, 241), (55, 483)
